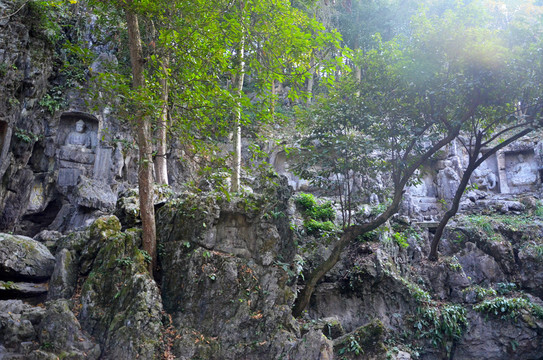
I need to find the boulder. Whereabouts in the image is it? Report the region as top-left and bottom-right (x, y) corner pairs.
(74, 176), (117, 211)
(457, 242), (505, 284)
(0, 300), (44, 354)
(48, 248), (78, 300)
(0, 280), (48, 298)
(290, 330), (333, 360)
(454, 310), (543, 359)
(0, 233), (55, 281)
(37, 300), (100, 359)
(79, 219), (162, 359)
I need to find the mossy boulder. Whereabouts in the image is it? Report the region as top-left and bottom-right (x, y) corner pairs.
(333, 319), (387, 359)
(0, 233), (55, 281)
(79, 221), (162, 359)
(158, 187), (304, 359)
(47, 248), (78, 300)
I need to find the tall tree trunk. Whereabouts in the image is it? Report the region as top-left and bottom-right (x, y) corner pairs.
(126, 5), (157, 274)
(428, 127), (533, 260)
(306, 56), (315, 105)
(231, 10), (245, 193)
(155, 58), (169, 185)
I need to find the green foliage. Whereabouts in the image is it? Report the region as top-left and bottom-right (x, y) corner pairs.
(413, 304), (467, 349)
(398, 276), (432, 304)
(40, 341), (54, 351)
(115, 257), (134, 267)
(370, 203), (389, 217)
(295, 193), (335, 221)
(391, 232), (409, 249)
(467, 215), (494, 235)
(39, 86), (66, 114)
(295, 192), (337, 235)
(14, 128), (39, 143)
(1, 281), (15, 290)
(462, 286), (497, 301)
(535, 201), (543, 217)
(338, 335), (363, 357)
(304, 219), (335, 235)
(495, 282), (517, 295)
(138, 249), (152, 264)
(446, 256), (462, 272)
(0, 63), (8, 77)
(295, 192), (317, 212)
(473, 296), (530, 320)
(26, 0), (78, 44)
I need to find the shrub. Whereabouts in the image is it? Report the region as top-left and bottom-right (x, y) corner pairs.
(474, 296), (528, 320)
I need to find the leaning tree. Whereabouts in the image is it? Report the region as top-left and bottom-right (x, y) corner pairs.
(291, 0), (543, 316)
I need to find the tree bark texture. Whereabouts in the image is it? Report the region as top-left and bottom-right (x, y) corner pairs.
(231, 14), (245, 193)
(126, 5), (157, 274)
(155, 58), (169, 185)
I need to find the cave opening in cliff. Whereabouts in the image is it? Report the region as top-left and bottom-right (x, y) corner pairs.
(0, 120), (7, 151)
(21, 197), (63, 236)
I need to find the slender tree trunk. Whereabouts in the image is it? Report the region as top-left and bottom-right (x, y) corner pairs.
(306, 56), (315, 105)
(292, 195), (402, 317)
(429, 140), (481, 261)
(155, 58), (169, 185)
(428, 127), (534, 260)
(271, 78), (276, 118)
(231, 9), (245, 193)
(126, 5), (157, 274)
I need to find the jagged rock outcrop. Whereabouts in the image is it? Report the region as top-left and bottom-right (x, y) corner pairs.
(74, 216), (163, 359)
(0, 299), (100, 360)
(156, 180), (332, 359)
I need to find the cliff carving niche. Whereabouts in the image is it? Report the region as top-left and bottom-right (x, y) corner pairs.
(505, 149), (538, 193)
(472, 153), (499, 193)
(56, 112), (98, 187)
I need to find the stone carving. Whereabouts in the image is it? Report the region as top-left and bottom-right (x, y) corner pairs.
(437, 166), (461, 202)
(65, 120), (91, 148)
(472, 161), (498, 191)
(57, 117), (98, 187)
(508, 153), (537, 187)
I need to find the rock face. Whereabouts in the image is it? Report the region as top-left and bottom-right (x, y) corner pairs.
(37, 299), (101, 359)
(0, 233), (55, 281)
(77, 216), (163, 360)
(157, 182), (327, 359)
(0, 299), (100, 360)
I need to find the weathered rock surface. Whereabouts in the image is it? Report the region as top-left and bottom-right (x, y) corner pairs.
(47, 248), (78, 300)
(0, 280), (48, 297)
(455, 310), (543, 360)
(37, 299), (101, 359)
(78, 216), (162, 359)
(157, 182), (330, 359)
(0, 233), (55, 281)
(73, 176), (117, 211)
(0, 299), (99, 360)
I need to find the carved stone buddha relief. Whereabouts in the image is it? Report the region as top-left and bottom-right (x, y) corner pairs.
(56, 113), (98, 187)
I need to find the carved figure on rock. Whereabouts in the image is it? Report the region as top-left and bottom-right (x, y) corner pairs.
(472, 160), (497, 191)
(437, 166), (461, 202)
(65, 120), (91, 148)
(486, 171), (498, 190)
(509, 153), (536, 186)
